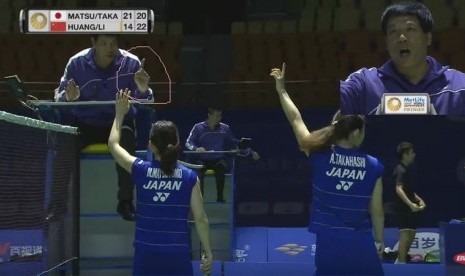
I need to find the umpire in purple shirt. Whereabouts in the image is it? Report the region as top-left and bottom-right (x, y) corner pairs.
(54, 34), (153, 221)
(341, 1), (465, 115)
(186, 107), (259, 202)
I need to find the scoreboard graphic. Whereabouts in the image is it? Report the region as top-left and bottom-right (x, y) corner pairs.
(19, 9), (155, 34)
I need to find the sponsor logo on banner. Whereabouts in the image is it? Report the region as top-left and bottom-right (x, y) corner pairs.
(0, 243), (11, 255)
(234, 244), (250, 262)
(383, 93), (430, 114)
(50, 10), (67, 32)
(392, 231), (439, 261)
(454, 252), (465, 265)
(0, 242), (11, 263)
(0, 230), (43, 263)
(275, 243), (309, 256)
(387, 97), (402, 111)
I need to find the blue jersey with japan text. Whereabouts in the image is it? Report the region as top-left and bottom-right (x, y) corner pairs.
(308, 146), (384, 234)
(131, 158), (197, 252)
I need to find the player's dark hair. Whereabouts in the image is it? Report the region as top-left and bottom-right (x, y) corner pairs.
(307, 110), (365, 151)
(150, 120), (180, 175)
(397, 141), (414, 160)
(381, 1), (434, 35)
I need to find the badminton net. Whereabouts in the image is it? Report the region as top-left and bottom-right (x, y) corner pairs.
(0, 111), (79, 275)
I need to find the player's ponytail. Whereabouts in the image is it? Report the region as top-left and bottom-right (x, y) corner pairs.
(149, 120), (180, 175)
(160, 143), (179, 175)
(305, 111), (365, 151)
(331, 111), (365, 142)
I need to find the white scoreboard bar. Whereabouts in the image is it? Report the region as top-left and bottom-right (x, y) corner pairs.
(19, 9), (155, 34)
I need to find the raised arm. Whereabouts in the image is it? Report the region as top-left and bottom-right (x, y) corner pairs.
(108, 89), (137, 173)
(270, 63), (313, 156)
(131, 57), (154, 101)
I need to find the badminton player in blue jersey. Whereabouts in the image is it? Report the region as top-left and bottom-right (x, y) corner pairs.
(271, 63), (385, 275)
(108, 89), (212, 275)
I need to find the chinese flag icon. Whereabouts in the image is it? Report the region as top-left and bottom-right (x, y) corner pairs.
(50, 21), (66, 32)
(50, 10), (67, 32)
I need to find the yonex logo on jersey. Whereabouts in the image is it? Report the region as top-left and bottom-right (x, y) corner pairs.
(336, 180), (354, 191)
(153, 192), (170, 202)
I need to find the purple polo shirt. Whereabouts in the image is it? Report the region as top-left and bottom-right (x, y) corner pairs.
(185, 121), (238, 160)
(54, 48), (154, 126)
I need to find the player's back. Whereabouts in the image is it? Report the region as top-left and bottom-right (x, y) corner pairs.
(132, 159), (198, 252)
(308, 146), (384, 233)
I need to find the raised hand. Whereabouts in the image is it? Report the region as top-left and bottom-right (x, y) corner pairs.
(270, 62), (286, 93)
(115, 88), (131, 117)
(134, 58), (150, 92)
(65, 79), (80, 101)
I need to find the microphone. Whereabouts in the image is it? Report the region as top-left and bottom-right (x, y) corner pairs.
(376, 93), (435, 115)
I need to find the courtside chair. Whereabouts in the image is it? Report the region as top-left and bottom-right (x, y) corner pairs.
(422, 0), (449, 10)
(0, 10), (12, 33)
(430, 5), (455, 31)
(447, 52), (465, 73)
(362, 8), (385, 31)
(231, 21), (246, 35)
(286, 0), (305, 14)
(111, 0), (129, 6)
(359, 0), (386, 12)
(305, 0), (320, 9)
(62, 0), (78, 7)
(96, 0), (112, 6)
(264, 20), (280, 34)
(457, 7), (465, 28)
(341, 29), (373, 55)
(280, 20), (298, 33)
(438, 28), (465, 56)
(299, 13), (316, 33)
(168, 21), (183, 36)
(10, 0), (27, 11)
(451, 0), (465, 9)
(247, 21), (264, 34)
(338, 0), (356, 9)
(315, 8), (333, 32)
(153, 21), (167, 36)
(334, 7), (362, 31)
(320, 0), (337, 9)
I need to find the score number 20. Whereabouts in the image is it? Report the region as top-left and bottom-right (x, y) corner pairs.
(122, 11), (147, 31)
